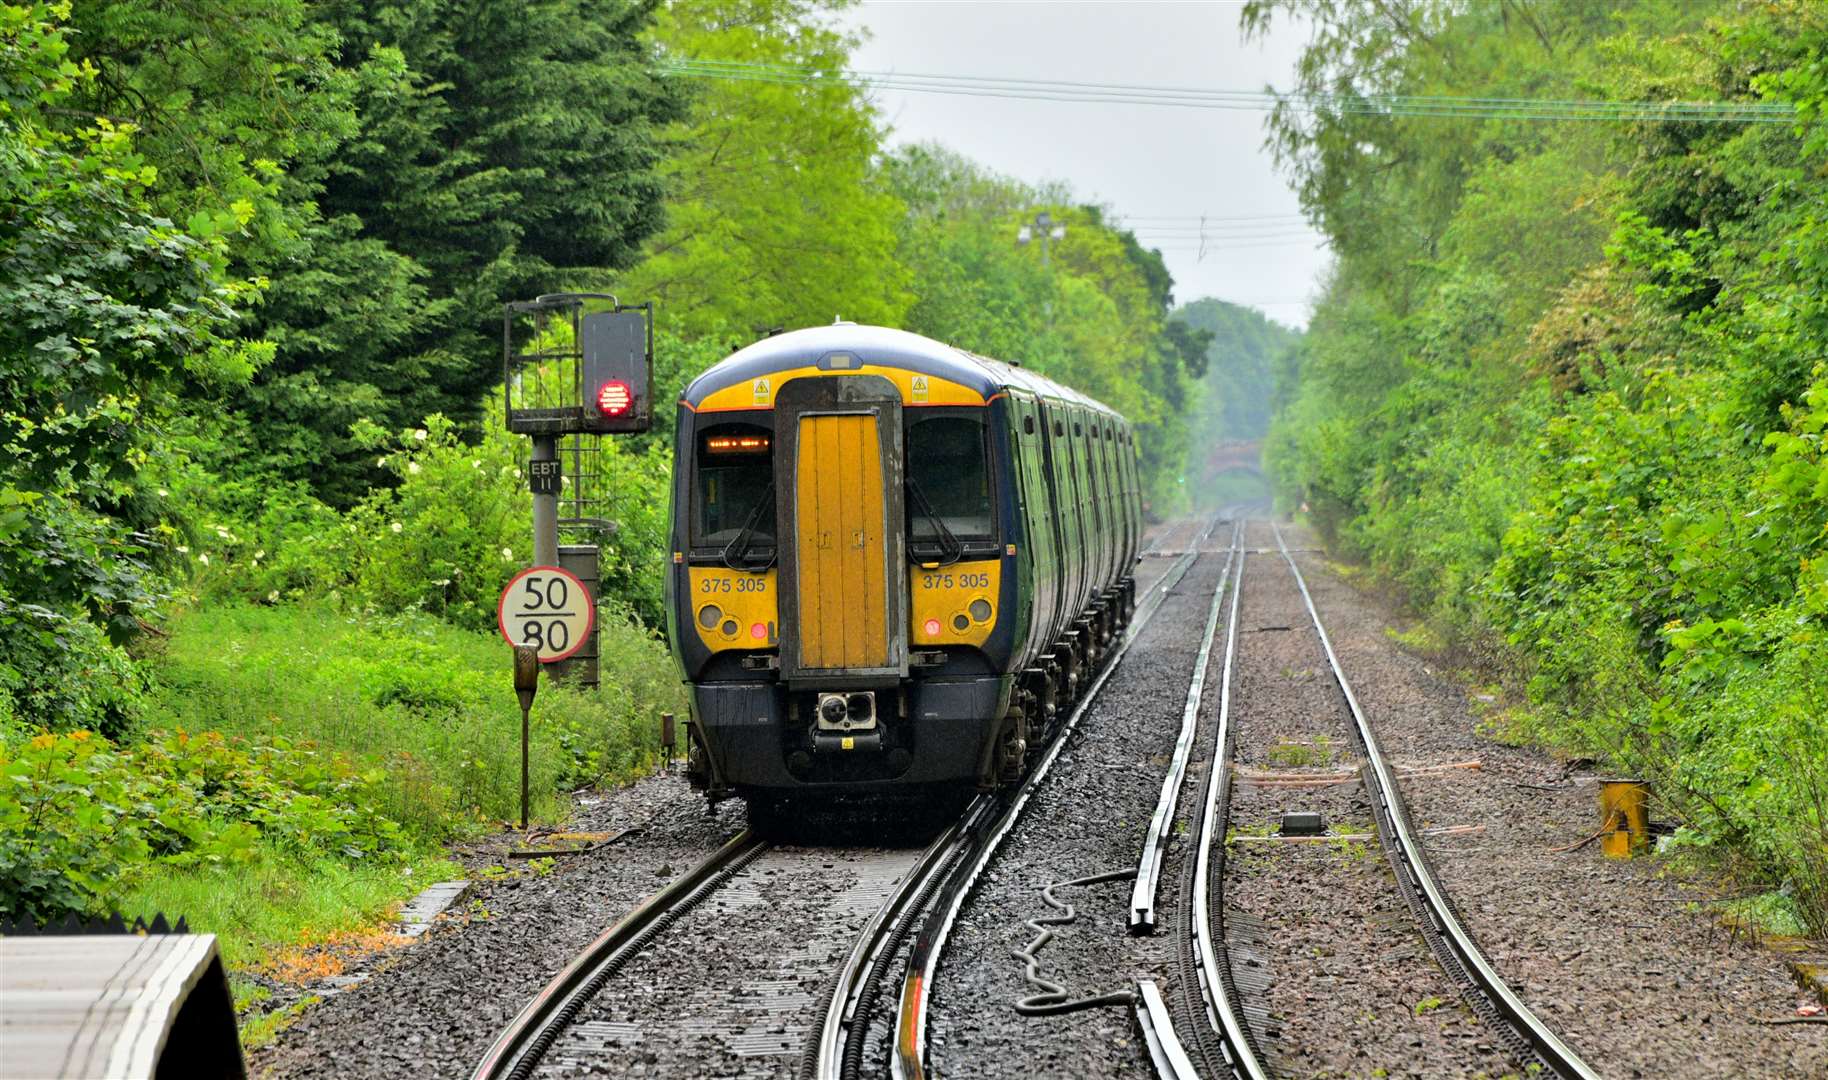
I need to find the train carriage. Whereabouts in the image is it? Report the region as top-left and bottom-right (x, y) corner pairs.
(667, 324), (1141, 815)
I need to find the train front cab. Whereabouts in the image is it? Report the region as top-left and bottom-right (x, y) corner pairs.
(669, 368), (1021, 804)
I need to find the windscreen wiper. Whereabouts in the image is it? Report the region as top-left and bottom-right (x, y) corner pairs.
(906, 478), (964, 567)
(721, 482), (776, 572)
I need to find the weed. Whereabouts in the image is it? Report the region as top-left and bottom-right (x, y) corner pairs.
(239, 995), (321, 1050)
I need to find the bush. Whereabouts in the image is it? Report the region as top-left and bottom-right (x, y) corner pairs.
(0, 728), (406, 924)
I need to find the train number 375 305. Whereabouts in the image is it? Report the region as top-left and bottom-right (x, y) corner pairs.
(921, 572), (991, 590)
(701, 577), (768, 593)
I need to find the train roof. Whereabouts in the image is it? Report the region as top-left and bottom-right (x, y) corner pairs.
(679, 324), (1124, 420)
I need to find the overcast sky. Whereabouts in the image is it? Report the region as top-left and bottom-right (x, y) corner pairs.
(841, 0), (1327, 328)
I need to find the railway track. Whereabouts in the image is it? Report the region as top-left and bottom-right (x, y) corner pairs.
(812, 510), (1230, 1080)
(473, 512), (1229, 1080)
(1135, 521), (1599, 1080)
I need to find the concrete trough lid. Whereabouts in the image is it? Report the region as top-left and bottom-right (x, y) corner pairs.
(395, 880), (471, 937)
(0, 932), (244, 1079)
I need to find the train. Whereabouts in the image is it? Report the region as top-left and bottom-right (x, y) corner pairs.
(665, 323), (1142, 820)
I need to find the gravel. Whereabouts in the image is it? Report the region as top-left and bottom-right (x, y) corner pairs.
(248, 770), (741, 1080)
(539, 844), (924, 1079)
(920, 523), (1235, 1079)
(1289, 523), (1828, 1078)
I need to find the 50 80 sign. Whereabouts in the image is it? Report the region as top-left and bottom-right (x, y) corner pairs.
(497, 566), (594, 662)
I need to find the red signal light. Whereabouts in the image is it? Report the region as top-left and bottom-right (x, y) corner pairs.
(596, 379), (633, 418)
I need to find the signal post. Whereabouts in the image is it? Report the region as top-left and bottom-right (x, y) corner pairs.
(498, 293), (654, 686)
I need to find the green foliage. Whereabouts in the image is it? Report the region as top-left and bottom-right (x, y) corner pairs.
(883, 144), (1202, 511)
(1173, 298), (1300, 506)
(1257, 0), (1828, 931)
(59, 0), (683, 504)
(0, 4), (262, 736)
(1174, 298), (1298, 441)
(0, 727), (405, 923)
(342, 417), (529, 628)
(618, 0), (910, 336)
(141, 602), (681, 839)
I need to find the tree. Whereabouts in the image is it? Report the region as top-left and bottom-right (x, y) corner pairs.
(883, 145), (1201, 511)
(1, 3), (262, 732)
(61, 0), (685, 504)
(614, 0), (910, 338)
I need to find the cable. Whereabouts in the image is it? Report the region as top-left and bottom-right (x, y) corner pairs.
(1009, 869), (1139, 1016)
(663, 58), (1798, 124)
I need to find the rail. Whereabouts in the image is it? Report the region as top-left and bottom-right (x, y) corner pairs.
(885, 511), (1229, 1080)
(1166, 527), (1267, 1079)
(469, 829), (769, 1080)
(1129, 519), (1244, 932)
(1268, 522), (1597, 1080)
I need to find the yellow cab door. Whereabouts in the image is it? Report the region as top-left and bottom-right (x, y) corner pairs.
(775, 375), (907, 683)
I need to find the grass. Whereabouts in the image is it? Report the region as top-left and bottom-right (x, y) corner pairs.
(1384, 621), (1448, 655)
(117, 598), (689, 1039)
(116, 847), (460, 970)
(1267, 736), (1333, 768)
(1720, 890), (1812, 939)
(142, 601), (684, 833)
(119, 844), (463, 1043)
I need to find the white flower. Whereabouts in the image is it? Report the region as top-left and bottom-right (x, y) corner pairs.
(413, 429), (428, 442)
(501, 547), (513, 560)
(157, 489), (169, 497)
(197, 553), (210, 565)
(390, 522), (404, 534)
(471, 459), (482, 469)
(176, 545), (189, 554)
(377, 456), (388, 467)
(266, 590), (280, 603)
(407, 461), (421, 475)
(253, 549), (265, 560)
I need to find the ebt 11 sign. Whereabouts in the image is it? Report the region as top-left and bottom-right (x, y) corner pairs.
(498, 565), (594, 662)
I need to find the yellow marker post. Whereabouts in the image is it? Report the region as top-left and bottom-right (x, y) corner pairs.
(1599, 778), (1650, 858)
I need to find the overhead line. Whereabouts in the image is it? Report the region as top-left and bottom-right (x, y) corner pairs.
(676, 58), (1791, 114)
(664, 59), (1796, 124)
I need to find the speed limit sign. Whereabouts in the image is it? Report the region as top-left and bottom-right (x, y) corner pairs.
(498, 565), (595, 662)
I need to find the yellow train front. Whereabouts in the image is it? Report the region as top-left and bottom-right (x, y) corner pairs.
(666, 324), (1141, 817)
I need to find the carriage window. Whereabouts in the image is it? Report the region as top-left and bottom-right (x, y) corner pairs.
(693, 424), (774, 548)
(906, 413), (993, 547)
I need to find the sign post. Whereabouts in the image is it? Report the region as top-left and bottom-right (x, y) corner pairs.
(512, 645), (540, 831)
(500, 565), (594, 831)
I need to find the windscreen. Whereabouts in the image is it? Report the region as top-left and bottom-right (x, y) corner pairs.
(694, 424), (774, 548)
(906, 412), (993, 547)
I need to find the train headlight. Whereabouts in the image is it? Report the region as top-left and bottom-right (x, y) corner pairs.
(698, 604), (723, 629)
(968, 598), (993, 623)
